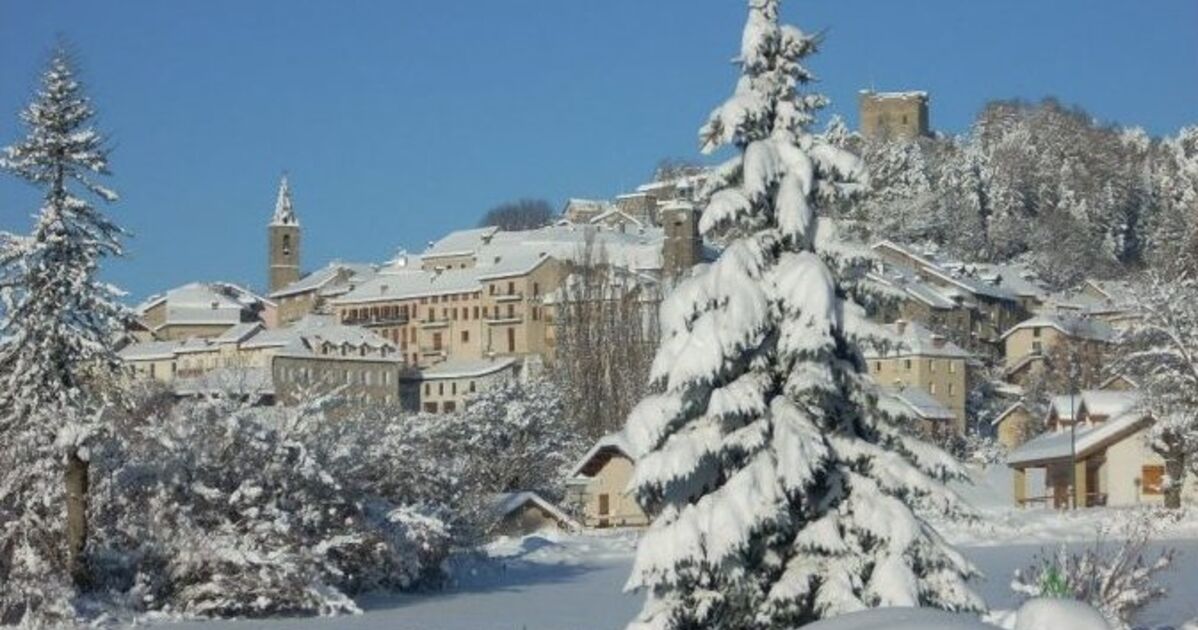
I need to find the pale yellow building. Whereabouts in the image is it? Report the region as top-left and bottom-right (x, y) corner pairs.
(992, 402), (1035, 450)
(405, 357), (519, 414)
(566, 433), (649, 529)
(1008, 388), (1198, 509)
(137, 282), (277, 341)
(1001, 314), (1115, 384)
(864, 320), (971, 434)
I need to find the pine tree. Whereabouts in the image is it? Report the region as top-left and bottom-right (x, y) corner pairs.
(622, 3), (982, 628)
(0, 46), (127, 623)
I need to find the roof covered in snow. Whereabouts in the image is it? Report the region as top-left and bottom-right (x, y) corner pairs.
(417, 357), (518, 380)
(1001, 313), (1116, 342)
(569, 432), (634, 478)
(1007, 404), (1149, 467)
(490, 491), (580, 531)
(269, 261), (377, 298)
(138, 282), (273, 328)
(879, 386), (957, 421)
(861, 320), (971, 359)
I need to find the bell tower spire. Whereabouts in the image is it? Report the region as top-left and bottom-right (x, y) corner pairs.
(268, 174), (301, 292)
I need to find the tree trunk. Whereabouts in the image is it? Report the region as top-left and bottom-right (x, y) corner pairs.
(1164, 452), (1185, 509)
(65, 449), (89, 585)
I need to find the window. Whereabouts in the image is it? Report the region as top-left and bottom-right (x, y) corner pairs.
(533, 282), (540, 297)
(948, 383), (955, 395)
(904, 359), (912, 371)
(507, 328), (516, 352)
(507, 304), (515, 318)
(433, 332), (442, 351)
(874, 361), (881, 372)
(929, 359), (936, 372)
(432, 295), (439, 304)
(949, 361), (957, 374)
(489, 285), (495, 295)
(461, 330), (470, 343)
(532, 307), (539, 321)
(901, 114), (908, 125)
(473, 306), (480, 319)
(1141, 465), (1165, 495)
(508, 281), (515, 295)
(598, 494), (610, 516)
(451, 382), (457, 395)
(469, 380), (476, 393)
(424, 383), (430, 395)
(442, 401), (456, 413)
(1033, 327), (1042, 338)
(1032, 341), (1043, 354)
(442, 308), (448, 319)
(281, 233), (291, 255)
(438, 383), (444, 396)
(423, 402), (438, 413)
(452, 308), (458, 320)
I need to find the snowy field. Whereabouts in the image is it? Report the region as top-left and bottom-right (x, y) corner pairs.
(157, 467), (1198, 630)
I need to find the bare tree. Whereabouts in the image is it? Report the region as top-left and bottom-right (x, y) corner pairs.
(1113, 268), (1198, 509)
(477, 198), (554, 231)
(551, 230), (660, 441)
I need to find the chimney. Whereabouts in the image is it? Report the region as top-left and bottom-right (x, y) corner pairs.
(931, 334), (946, 348)
(895, 319), (908, 335)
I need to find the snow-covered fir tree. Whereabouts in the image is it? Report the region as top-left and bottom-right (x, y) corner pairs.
(622, 3), (983, 628)
(0, 46), (128, 624)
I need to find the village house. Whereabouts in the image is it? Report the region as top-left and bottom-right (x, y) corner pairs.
(870, 240), (1029, 352)
(403, 357), (519, 414)
(270, 261), (377, 326)
(489, 492), (580, 537)
(1047, 279), (1142, 330)
(863, 319), (971, 434)
(878, 385), (958, 438)
(136, 281), (276, 340)
(992, 401), (1036, 450)
(1000, 313), (1116, 385)
(1007, 387), (1198, 509)
(566, 433), (649, 529)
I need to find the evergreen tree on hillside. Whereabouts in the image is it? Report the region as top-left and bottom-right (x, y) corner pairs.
(622, 3), (982, 628)
(0, 47), (127, 623)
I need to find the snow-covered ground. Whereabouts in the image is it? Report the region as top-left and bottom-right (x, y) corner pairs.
(157, 466), (1198, 630)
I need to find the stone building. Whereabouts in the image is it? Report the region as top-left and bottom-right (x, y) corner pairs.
(268, 176), (302, 293)
(1000, 313), (1115, 385)
(863, 319), (971, 434)
(137, 282), (276, 340)
(858, 90), (929, 140)
(270, 261), (377, 326)
(661, 200), (702, 279)
(403, 357), (519, 413)
(870, 240), (1029, 352)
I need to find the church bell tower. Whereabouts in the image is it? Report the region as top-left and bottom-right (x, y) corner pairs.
(268, 175), (301, 293)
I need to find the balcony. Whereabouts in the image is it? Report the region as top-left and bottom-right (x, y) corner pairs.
(341, 312), (409, 327)
(494, 292), (524, 303)
(420, 318), (450, 328)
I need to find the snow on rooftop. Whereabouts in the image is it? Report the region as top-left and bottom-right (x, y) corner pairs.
(859, 89), (929, 101)
(418, 357), (517, 380)
(861, 320), (970, 359)
(879, 386), (956, 421)
(490, 491), (580, 530)
(1001, 313), (1116, 342)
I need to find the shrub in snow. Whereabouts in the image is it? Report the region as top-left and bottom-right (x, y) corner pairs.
(1010, 510), (1175, 629)
(621, 2), (983, 628)
(0, 46), (128, 626)
(87, 396), (453, 619)
(453, 376), (584, 502)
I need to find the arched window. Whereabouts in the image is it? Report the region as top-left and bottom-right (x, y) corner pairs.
(282, 233), (292, 255)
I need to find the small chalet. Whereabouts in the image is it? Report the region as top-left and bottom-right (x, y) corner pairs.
(490, 492), (579, 537)
(565, 433), (649, 529)
(1007, 387), (1198, 509)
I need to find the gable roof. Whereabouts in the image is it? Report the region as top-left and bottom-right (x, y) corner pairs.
(1007, 407), (1151, 467)
(569, 432), (634, 478)
(878, 386), (956, 421)
(1000, 313), (1117, 342)
(490, 491), (580, 531)
(991, 402), (1030, 427)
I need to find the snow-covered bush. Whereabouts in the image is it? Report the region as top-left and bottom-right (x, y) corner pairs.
(453, 376), (584, 501)
(1010, 510), (1176, 628)
(87, 395), (453, 619)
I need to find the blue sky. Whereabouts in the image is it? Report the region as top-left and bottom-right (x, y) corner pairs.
(1, 1), (1195, 301)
